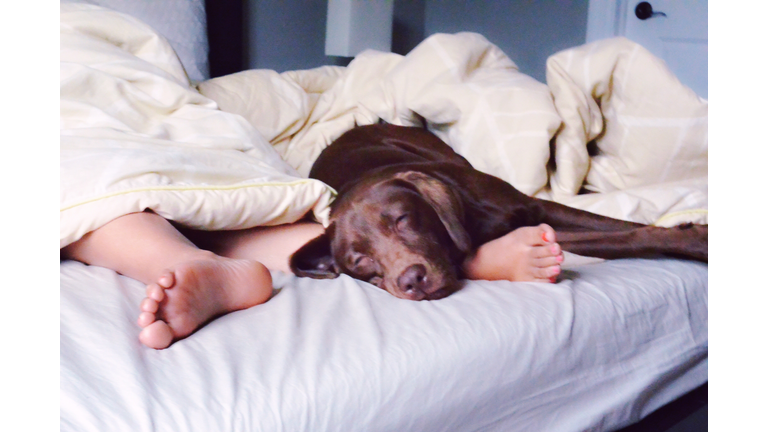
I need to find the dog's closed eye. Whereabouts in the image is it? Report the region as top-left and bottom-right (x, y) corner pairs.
(354, 255), (375, 268)
(351, 255), (378, 276)
(351, 255), (383, 286)
(395, 213), (410, 231)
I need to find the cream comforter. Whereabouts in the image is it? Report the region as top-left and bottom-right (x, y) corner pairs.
(60, 4), (707, 248)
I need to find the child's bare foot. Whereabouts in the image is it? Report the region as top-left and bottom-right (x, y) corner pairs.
(463, 224), (564, 283)
(136, 252), (273, 349)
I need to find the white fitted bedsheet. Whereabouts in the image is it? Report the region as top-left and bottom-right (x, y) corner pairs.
(60, 257), (707, 432)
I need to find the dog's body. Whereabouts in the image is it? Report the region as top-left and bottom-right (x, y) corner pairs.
(290, 124), (707, 300)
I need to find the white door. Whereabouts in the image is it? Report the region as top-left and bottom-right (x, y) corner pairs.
(587, 0), (708, 99)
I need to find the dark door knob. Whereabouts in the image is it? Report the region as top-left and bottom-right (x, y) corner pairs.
(635, 2), (667, 20)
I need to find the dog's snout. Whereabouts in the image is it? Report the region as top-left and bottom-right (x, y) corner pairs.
(397, 264), (429, 295)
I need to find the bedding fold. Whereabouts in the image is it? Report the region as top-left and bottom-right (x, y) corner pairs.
(546, 37), (708, 199)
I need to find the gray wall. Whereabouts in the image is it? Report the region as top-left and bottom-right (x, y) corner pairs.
(424, 0), (589, 82)
(243, 0), (589, 83)
(243, 0), (344, 72)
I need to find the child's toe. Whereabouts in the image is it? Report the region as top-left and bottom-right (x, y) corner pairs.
(139, 320), (174, 349)
(146, 283), (165, 302)
(137, 311), (155, 328)
(140, 298), (158, 313)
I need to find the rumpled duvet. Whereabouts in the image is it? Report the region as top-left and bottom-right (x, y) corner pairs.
(60, 3), (707, 248)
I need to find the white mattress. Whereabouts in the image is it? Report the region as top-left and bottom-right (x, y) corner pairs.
(60, 257), (708, 432)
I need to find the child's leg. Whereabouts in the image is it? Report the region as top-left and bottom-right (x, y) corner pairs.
(180, 221), (325, 274)
(191, 222), (563, 283)
(61, 211), (272, 350)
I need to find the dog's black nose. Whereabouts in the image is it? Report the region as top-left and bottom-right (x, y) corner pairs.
(397, 264), (429, 295)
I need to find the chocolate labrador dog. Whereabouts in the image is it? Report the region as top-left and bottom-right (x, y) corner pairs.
(290, 124), (707, 301)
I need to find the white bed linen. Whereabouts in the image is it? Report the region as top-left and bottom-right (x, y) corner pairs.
(60, 257), (707, 432)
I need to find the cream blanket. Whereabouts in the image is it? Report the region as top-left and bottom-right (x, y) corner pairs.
(60, 4), (707, 248)
(60, 4), (334, 248)
(198, 34), (708, 227)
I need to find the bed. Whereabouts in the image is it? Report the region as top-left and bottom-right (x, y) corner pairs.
(59, 2), (708, 431)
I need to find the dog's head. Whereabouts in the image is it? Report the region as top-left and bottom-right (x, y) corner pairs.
(290, 170), (473, 300)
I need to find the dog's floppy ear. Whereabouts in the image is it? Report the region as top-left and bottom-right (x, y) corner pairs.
(289, 231), (340, 279)
(394, 171), (472, 253)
